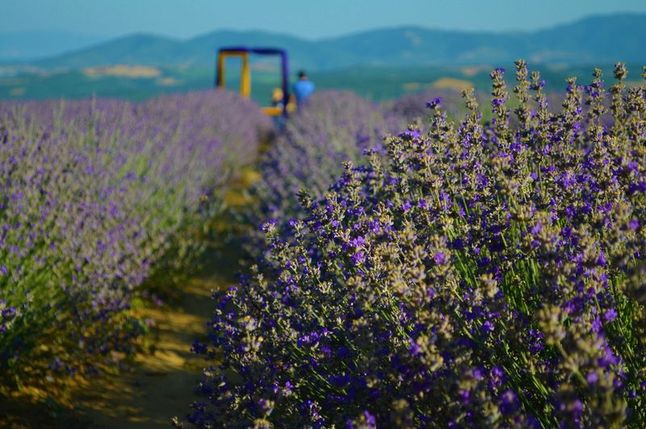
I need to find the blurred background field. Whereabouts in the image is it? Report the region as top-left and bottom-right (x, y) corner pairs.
(1, 13), (646, 102)
(2, 62), (646, 103)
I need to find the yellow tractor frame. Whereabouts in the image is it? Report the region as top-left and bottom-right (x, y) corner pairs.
(215, 46), (294, 117)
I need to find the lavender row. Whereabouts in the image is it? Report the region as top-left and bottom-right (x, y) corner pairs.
(187, 63), (645, 427)
(0, 90), (270, 387)
(253, 91), (401, 221)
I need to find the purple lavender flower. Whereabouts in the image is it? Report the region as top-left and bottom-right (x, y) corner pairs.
(604, 308), (618, 322)
(499, 390), (519, 415)
(433, 252), (448, 266)
(426, 97), (443, 109)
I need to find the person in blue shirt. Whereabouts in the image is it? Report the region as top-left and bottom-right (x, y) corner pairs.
(292, 70), (315, 107)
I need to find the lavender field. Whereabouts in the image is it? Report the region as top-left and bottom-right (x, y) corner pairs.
(0, 62), (645, 428)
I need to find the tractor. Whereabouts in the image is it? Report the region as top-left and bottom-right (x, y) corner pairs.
(215, 46), (296, 117)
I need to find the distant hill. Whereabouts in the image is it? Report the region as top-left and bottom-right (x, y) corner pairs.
(0, 31), (107, 61)
(3, 13), (646, 69)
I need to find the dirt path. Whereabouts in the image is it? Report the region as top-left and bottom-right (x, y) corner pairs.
(67, 179), (255, 429)
(0, 268), (223, 429)
(72, 274), (219, 429)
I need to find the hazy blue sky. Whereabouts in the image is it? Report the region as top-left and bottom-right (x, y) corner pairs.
(2, 0), (646, 39)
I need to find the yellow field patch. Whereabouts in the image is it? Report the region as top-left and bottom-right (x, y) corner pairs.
(403, 82), (422, 92)
(9, 87), (25, 96)
(402, 82), (431, 92)
(461, 66), (489, 77)
(432, 77), (474, 91)
(83, 65), (161, 79)
(156, 77), (179, 86)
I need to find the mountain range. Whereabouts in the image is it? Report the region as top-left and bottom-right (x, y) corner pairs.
(2, 13), (645, 70)
(0, 31), (107, 61)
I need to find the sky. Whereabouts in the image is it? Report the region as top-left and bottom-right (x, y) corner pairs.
(2, 0), (646, 40)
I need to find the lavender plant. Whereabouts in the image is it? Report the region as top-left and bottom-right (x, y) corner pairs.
(0, 90), (270, 389)
(188, 62), (645, 428)
(253, 90), (401, 224)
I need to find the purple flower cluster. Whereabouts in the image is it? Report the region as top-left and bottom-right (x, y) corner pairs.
(186, 62), (645, 428)
(0, 90), (270, 388)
